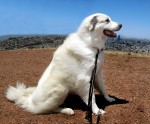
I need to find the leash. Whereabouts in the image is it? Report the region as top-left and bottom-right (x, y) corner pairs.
(85, 49), (100, 124)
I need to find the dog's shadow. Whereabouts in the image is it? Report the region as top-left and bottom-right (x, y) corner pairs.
(63, 94), (129, 111)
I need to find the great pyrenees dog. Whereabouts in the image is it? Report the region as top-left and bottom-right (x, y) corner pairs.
(6, 13), (122, 115)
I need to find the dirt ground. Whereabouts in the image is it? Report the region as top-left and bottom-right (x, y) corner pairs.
(0, 49), (150, 124)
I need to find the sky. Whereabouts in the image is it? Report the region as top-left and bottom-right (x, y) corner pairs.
(0, 0), (150, 39)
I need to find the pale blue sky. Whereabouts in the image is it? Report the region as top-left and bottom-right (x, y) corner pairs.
(0, 0), (150, 39)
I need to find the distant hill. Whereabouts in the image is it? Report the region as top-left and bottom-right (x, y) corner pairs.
(0, 34), (150, 54)
(0, 35), (10, 42)
(0, 34), (66, 50)
(0, 35), (36, 42)
(0, 34), (65, 42)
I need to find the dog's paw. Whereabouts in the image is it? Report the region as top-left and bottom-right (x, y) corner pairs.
(105, 96), (116, 102)
(62, 108), (75, 115)
(93, 109), (105, 115)
(97, 109), (105, 115)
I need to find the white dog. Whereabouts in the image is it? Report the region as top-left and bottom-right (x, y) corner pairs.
(6, 13), (122, 115)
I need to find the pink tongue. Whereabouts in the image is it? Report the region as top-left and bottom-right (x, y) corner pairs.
(105, 30), (114, 35)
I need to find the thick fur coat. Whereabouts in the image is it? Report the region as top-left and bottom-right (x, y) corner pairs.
(6, 13), (122, 115)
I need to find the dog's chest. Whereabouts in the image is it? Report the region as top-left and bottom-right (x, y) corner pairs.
(80, 51), (104, 74)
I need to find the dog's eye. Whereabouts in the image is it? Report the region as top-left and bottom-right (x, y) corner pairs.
(105, 19), (110, 23)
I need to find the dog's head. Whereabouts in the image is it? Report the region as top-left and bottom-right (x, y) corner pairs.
(80, 13), (122, 39)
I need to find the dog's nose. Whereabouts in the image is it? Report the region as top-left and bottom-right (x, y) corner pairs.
(119, 24), (122, 29)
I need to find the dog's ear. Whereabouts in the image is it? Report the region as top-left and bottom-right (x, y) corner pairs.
(88, 16), (98, 31)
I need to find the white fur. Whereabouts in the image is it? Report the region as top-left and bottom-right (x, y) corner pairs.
(6, 13), (121, 115)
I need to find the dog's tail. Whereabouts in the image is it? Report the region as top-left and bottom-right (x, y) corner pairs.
(6, 82), (62, 114)
(6, 82), (35, 102)
(6, 82), (41, 113)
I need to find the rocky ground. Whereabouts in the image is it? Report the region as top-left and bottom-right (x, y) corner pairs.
(0, 49), (150, 124)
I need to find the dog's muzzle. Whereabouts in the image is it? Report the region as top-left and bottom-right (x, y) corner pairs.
(103, 24), (122, 38)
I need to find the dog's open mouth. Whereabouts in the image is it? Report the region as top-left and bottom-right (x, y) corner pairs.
(103, 30), (117, 38)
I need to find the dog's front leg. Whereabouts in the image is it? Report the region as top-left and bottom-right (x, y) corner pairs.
(95, 70), (115, 102)
(78, 86), (105, 115)
(76, 76), (105, 115)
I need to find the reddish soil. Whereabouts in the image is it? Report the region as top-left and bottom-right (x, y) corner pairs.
(0, 49), (150, 124)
